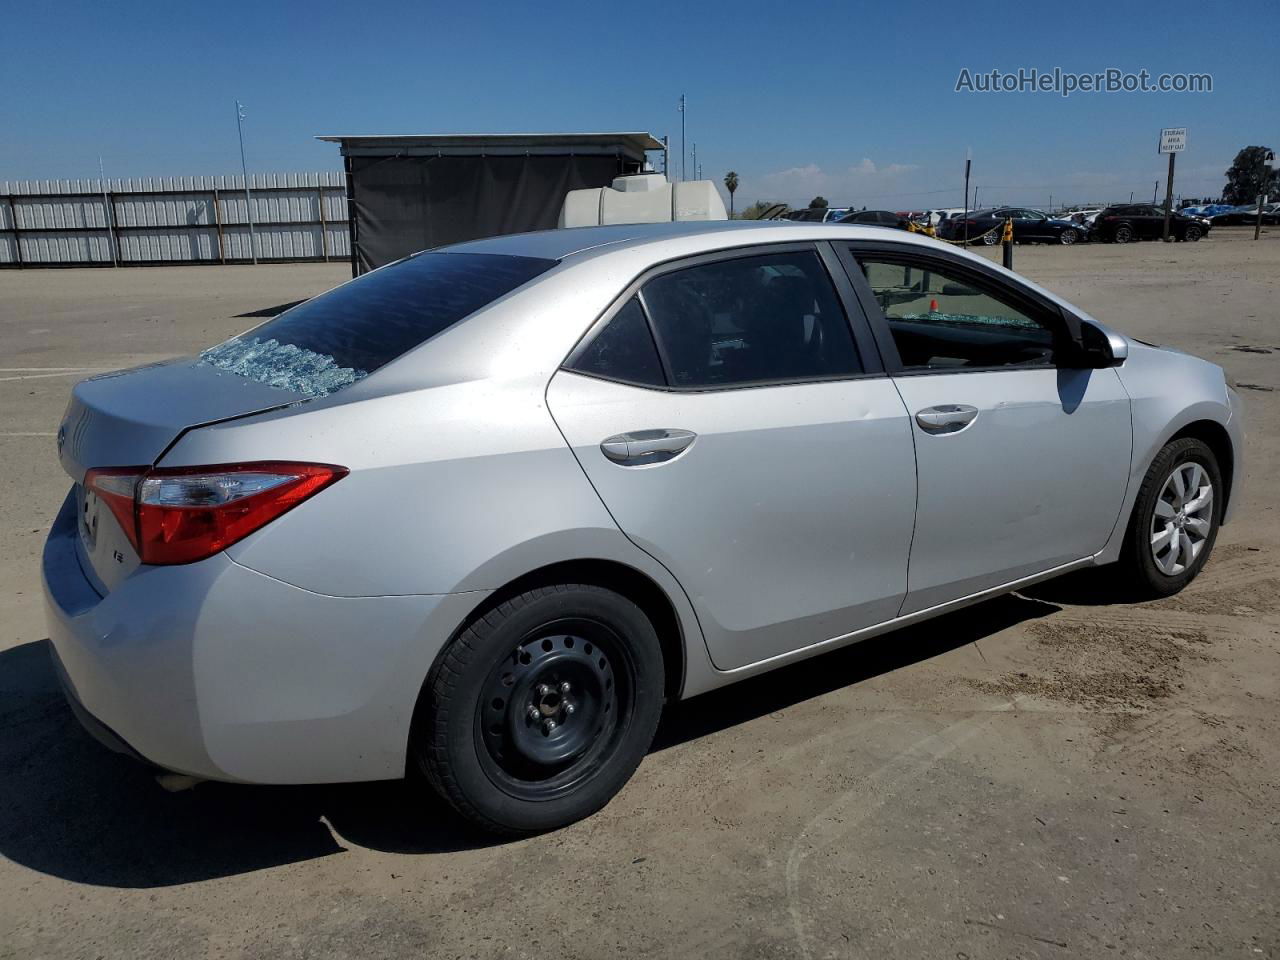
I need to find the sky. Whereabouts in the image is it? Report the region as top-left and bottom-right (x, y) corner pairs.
(2, 0), (1277, 210)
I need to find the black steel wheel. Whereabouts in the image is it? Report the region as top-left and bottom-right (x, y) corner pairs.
(414, 584), (665, 835)
(475, 620), (631, 801)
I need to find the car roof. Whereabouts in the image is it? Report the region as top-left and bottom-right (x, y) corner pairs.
(442, 219), (940, 262)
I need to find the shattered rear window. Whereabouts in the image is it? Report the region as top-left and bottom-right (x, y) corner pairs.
(199, 252), (556, 395)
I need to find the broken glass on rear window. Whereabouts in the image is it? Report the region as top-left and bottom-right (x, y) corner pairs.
(199, 252), (556, 395)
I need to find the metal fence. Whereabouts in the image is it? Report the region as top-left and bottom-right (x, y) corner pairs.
(0, 172), (349, 267)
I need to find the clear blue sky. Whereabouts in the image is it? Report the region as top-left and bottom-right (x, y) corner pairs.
(3, 0), (1276, 209)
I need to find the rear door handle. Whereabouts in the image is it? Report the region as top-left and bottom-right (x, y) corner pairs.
(915, 404), (979, 434)
(600, 429), (696, 465)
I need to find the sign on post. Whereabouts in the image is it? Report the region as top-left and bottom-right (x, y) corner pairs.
(1159, 128), (1187, 154)
(1157, 128), (1186, 241)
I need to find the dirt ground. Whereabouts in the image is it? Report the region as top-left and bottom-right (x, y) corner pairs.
(1, 229), (1277, 959)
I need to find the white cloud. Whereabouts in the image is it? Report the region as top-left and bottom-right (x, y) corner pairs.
(751, 159), (922, 207)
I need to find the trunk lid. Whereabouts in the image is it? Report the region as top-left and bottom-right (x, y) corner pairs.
(58, 358), (307, 594)
(58, 358), (306, 481)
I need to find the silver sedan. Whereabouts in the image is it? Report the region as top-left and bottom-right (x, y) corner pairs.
(44, 221), (1243, 833)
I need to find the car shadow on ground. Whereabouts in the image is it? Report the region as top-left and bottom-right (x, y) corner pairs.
(0, 594), (1056, 888)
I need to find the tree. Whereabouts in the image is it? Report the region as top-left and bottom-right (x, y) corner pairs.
(737, 200), (784, 220)
(723, 171), (739, 217)
(808, 196), (829, 209)
(1222, 146), (1280, 205)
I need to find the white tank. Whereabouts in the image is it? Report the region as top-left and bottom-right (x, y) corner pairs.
(559, 174), (727, 227)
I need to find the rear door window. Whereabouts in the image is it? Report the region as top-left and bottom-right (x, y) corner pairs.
(640, 250), (863, 388)
(567, 297), (666, 387)
(201, 252), (556, 393)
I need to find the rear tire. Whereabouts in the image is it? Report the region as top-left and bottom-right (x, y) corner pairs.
(1060, 228), (1079, 245)
(1119, 438), (1222, 598)
(1113, 225), (1134, 243)
(415, 584), (664, 835)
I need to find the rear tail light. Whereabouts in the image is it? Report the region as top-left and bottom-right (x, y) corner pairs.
(83, 462), (347, 565)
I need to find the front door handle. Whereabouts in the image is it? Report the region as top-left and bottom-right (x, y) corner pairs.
(600, 429), (696, 465)
(915, 404), (979, 434)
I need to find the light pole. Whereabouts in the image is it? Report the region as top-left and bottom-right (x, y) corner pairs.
(235, 100), (258, 264)
(678, 94), (686, 181)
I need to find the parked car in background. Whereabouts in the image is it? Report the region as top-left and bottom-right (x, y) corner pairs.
(936, 207), (1085, 245)
(1058, 208), (1102, 227)
(834, 209), (913, 230)
(1209, 204), (1280, 226)
(782, 207), (850, 223)
(928, 208), (967, 228)
(1091, 204), (1210, 242)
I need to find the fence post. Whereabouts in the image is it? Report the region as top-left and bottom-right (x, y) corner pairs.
(212, 188), (226, 264)
(106, 192), (122, 265)
(317, 184), (329, 261)
(6, 195), (22, 268)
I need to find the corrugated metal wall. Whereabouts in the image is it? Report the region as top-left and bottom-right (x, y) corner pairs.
(0, 172), (349, 266)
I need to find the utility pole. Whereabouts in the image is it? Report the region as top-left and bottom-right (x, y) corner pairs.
(1049, 193), (1053, 214)
(962, 150), (972, 246)
(678, 94), (687, 182)
(692, 142), (697, 182)
(661, 135), (669, 178)
(1161, 156), (1175, 240)
(235, 100), (257, 264)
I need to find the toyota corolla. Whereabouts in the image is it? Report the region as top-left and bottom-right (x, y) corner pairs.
(44, 221), (1243, 834)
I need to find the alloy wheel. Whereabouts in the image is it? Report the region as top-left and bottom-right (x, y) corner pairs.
(1150, 461), (1213, 576)
(1114, 226), (1134, 243)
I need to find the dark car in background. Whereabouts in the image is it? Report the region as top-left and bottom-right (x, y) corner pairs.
(937, 207), (1085, 245)
(1091, 204), (1210, 242)
(780, 207), (851, 223)
(834, 209), (913, 230)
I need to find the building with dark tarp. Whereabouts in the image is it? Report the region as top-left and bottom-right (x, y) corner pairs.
(317, 133), (665, 275)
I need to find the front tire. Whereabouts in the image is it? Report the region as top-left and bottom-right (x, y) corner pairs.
(1183, 225), (1203, 242)
(1120, 438), (1222, 597)
(415, 584), (665, 835)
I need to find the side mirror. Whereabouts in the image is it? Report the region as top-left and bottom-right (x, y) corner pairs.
(1067, 320), (1127, 368)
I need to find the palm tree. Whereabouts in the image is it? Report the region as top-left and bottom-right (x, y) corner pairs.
(723, 171), (739, 217)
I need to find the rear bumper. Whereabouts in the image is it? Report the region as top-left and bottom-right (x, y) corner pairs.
(43, 489), (488, 784)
